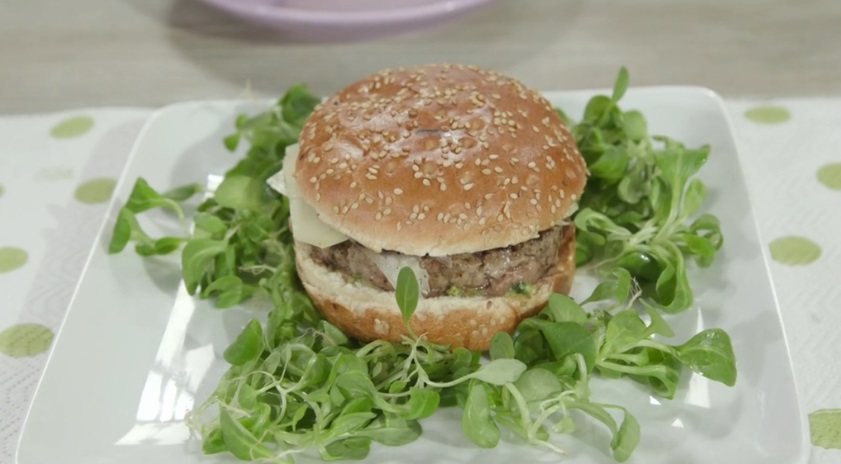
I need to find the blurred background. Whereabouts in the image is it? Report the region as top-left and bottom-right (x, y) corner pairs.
(2, 0), (840, 112)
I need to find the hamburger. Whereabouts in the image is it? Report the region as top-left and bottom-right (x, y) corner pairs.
(268, 64), (587, 351)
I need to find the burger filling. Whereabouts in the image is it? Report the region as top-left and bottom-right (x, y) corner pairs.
(303, 224), (573, 298)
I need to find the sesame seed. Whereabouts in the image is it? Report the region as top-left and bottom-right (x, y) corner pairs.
(375, 212), (383, 220)
(423, 179), (431, 186)
(464, 183), (475, 190)
(394, 188), (403, 195)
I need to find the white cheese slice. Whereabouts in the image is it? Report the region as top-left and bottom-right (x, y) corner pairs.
(365, 250), (431, 296)
(267, 144), (349, 249)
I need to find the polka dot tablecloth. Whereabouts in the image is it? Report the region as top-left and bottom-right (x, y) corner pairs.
(1, 100), (840, 463)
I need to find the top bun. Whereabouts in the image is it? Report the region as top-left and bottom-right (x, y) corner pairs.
(294, 64), (587, 257)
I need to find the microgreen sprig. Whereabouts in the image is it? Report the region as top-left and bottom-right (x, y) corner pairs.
(565, 68), (724, 312)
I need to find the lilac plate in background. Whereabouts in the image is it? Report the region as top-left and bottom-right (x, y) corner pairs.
(197, 0), (499, 41)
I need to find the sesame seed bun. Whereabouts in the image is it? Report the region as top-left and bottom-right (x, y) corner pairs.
(294, 64), (587, 257)
(294, 225), (576, 351)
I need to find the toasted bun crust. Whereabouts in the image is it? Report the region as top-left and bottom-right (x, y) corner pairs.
(294, 64), (587, 257)
(295, 226), (576, 351)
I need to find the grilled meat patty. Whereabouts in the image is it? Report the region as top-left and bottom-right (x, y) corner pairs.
(304, 224), (571, 297)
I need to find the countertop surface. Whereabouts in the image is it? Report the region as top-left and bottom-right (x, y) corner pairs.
(3, 0), (841, 113)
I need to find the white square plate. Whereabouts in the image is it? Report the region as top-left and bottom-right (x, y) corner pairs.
(17, 88), (810, 464)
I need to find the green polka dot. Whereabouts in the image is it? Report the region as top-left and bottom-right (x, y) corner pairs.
(0, 247), (28, 274)
(817, 163), (841, 190)
(74, 178), (116, 204)
(0, 323), (54, 358)
(744, 106), (791, 124)
(50, 115), (94, 139)
(0, 184), (4, 198)
(810, 409), (841, 449)
(769, 236), (821, 265)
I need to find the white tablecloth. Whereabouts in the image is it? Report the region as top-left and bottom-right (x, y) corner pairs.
(1, 100), (839, 463)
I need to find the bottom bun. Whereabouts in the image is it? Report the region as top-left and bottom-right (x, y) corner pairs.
(295, 226), (576, 352)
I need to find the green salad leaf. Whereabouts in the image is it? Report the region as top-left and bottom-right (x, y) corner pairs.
(569, 68), (723, 312)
